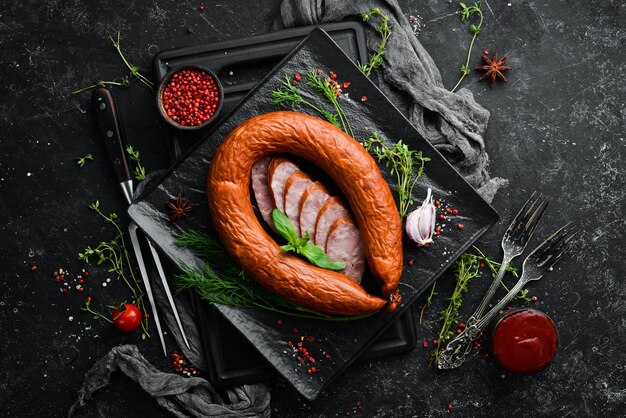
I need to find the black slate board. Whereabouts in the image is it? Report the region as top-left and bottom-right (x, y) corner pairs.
(129, 29), (498, 400)
(153, 21), (418, 387)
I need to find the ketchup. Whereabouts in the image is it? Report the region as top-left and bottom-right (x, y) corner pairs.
(492, 309), (559, 374)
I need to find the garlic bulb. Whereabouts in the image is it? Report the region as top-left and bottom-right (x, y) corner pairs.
(406, 188), (436, 246)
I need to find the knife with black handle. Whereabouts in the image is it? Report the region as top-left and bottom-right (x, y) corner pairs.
(91, 87), (190, 355)
(91, 88), (134, 205)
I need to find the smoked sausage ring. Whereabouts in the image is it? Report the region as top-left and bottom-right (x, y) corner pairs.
(206, 111), (403, 315)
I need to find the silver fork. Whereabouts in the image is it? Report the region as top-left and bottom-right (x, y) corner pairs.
(437, 192), (550, 369)
(438, 224), (580, 369)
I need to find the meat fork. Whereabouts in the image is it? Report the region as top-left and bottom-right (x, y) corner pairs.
(438, 224), (580, 369)
(91, 88), (190, 356)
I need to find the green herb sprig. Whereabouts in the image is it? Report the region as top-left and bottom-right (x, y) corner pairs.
(76, 153), (93, 167)
(426, 246), (522, 365)
(73, 32), (155, 94)
(451, 2), (484, 92)
(174, 230), (371, 321)
(360, 8), (392, 76)
(78, 200), (150, 338)
(272, 209), (347, 271)
(125, 145), (146, 181)
(271, 74), (341, 128)
(305, 71), (353, 137)
(80, 298), (113, 323)
(362, 133), (430, 218)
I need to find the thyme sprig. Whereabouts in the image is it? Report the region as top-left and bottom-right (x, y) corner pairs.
(78, 200), (150, 338)
(76, 153), (93, 167)
(174, 230), (374, 321)
(360, 8), (392, 76)
(362, 133), (430, 218)
(429, 252), (481, 365)
(125, 145), (146, 181)
(451, 2), (484, 92)
(72, 32), (154, 94)
(80, 298), (113, 323)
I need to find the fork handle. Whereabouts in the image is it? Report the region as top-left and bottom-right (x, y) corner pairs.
(466, 254), (513, 327)
(474, 277), (529, 331)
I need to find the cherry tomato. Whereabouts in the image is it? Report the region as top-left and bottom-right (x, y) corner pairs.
(112, 303), (142, 333)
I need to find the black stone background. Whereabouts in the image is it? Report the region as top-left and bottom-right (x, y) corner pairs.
(0, 0), (624, 417)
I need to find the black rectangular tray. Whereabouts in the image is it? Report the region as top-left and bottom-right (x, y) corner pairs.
(132, 28), (498, 400)
(153, 22), (417, 388)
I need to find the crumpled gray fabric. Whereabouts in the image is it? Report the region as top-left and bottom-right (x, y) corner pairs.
(67, 345), (270, 418)
(68, 173), (271, 418)
(278, 0), (506, 201)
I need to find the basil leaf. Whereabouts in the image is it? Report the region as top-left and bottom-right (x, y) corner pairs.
(300, 242), (347, 271)
(272, 209), (297, 243)
(295, 231), (311, 247)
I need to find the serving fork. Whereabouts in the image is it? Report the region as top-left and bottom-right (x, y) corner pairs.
(438, 223), (580, 369)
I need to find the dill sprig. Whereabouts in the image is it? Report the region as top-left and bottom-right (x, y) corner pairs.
(362, 133), (430, 218)
(360, 8), (392, 76)
(174, 230), (374, 321)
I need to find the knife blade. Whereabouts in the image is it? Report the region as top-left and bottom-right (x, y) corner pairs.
(91, 87), (185, 356)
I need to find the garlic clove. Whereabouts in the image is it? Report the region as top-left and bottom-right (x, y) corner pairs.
(406, 188), (436, 247)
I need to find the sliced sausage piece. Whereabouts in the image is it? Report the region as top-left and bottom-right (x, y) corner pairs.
(298, 182), (331, 241)
(250, 156), (274, 227)
(268, 158), (300, 212)
(283, 172), (313, 233)
(325, 216), (365, 282)
(314, 196), (350, 250)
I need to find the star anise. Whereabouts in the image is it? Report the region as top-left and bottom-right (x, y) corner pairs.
(167, 193), (193, 222)
(475, 52), (511, 87)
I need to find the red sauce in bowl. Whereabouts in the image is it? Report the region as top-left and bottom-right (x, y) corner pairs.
(492, 309), (559, 374)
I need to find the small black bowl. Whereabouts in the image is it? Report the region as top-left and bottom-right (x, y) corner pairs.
(156, 65), (224, 131)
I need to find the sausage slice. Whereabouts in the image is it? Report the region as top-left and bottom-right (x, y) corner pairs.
(268, 158), (300, 212)
(283, 172), (313, 234)
(251, 156), (274, 227)
(207, 111), (402, 315)
(314, 196), (350, 250)
(298, 182), (331, 241)
(325, 216), (365, 282)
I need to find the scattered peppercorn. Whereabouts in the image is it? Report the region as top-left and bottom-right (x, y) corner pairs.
(294, 73), (301, 81)
(531, 296), (538, 302)
(447, 404), (454, 411)
(277, 319), (283, 325)
(186, 27), (193, 34)
(452, 209), (459, 215)
(408, 259), (414, 266)
(423, 341), (428, 348)
(439, 214), (445, 221)
(457, 223), (464, 229)
(31, 265), (38, 271)
(360, 95), (368, 102)
(199, 5), (204, 11)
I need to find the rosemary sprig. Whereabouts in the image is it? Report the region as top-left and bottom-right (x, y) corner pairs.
(174, 230), (374, 321)
(72, 32), (154, 94)
(271, 75), (341, 128)
(360, 8), (392, 76)
(76, 153), (93, 167)
(451, 2), (484, 92)
(78, 200), (150, 338)
(125, 145), (146, 181)
(362, 133), (430, 218)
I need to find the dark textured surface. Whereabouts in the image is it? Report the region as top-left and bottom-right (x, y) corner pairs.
(127, 29), (497, 400)
(0, 0), (624, 417)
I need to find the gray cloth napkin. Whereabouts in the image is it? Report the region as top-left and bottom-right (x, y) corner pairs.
(70, 0), (505, 416)
(279, 0), (507, 202)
